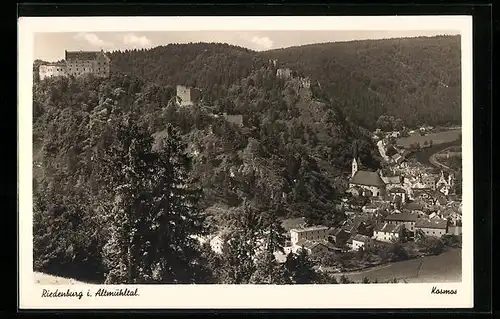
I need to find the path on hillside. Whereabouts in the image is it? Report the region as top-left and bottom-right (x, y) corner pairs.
(428, 148), (455, 172)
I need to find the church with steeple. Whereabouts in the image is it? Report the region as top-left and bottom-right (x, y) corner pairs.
(347, 141), (387, 197)
(436, 170), (454, 195)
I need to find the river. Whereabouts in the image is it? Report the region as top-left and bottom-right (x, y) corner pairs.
(414, 140), (461, 166)
(330, 248), (462, 283)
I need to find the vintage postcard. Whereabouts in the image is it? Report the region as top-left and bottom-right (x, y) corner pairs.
(18, 16), (473, 309)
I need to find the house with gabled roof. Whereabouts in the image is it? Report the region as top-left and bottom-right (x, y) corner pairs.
(381, 174), (403, 189)
(293, 239), (329, 256)
(388, 186), (408, 203)
(351, 234), (373, 251)
(328, 227), (350, 246)
(290, 226), (329, 247)
(415, 218), (448, 237)
(384, 211), (420, 233)
(373, 222), (405, 243)
(437, 207), (462, 225)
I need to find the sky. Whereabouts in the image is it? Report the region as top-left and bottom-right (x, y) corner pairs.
(34, 30), (459, 62)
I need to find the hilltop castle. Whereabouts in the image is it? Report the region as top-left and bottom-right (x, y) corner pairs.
(38, 49), (111, 80)
(274, 61), (311, 89)
(175, 85), (202, 107)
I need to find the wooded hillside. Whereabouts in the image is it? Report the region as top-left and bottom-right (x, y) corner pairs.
(107, 36), (461, 129)
(32, 69), (377, 283)
(262, 35), (461, 129)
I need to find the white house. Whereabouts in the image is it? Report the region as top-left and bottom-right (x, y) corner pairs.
(351, 234), (373, 251)
(415, 218), (448, 237)
(373, 222), (404, 243)
(384, 211), (420, 233)
(290, 226), (329, 246)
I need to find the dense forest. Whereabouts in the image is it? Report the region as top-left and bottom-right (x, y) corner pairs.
(106, 36), (461, 129)
(32, 67), (378, 284)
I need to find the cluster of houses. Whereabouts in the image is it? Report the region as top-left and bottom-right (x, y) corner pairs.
(195, 148), (461, 265)
(372, 125), (435, 142)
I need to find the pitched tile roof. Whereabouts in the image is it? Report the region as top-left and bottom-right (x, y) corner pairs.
(295, 239), (326, 250)
(290, 225), (329, 233)
(350, 170), (386, 187)
(382, 176), (402, 184)
(65, 50), (107, 61)
(328, 227), (346, 236)
(303, 240), (324, 250)
(385, 211), (419, 222)
(415, 218), (448, 229)
(374, 222), (404, 233)
(352, 234), (371, 243)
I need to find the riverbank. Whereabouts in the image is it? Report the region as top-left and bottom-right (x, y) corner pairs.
(414, 139), (461, 166)
(330, 248), (461, 283)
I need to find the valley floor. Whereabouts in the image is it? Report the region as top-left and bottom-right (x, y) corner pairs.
(331, 248), (462, 283)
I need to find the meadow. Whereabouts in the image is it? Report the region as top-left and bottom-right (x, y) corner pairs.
(396, 129), (461, 148)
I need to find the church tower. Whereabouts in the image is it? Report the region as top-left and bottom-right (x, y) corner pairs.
(352, 140), (361, 177)
(352, 157), (359, 177)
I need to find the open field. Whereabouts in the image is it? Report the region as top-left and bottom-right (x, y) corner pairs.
(396, 129), (461, 148)
(332, 248), (462, 283)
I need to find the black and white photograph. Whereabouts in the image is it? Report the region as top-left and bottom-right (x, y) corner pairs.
(18, 16), (473, 309)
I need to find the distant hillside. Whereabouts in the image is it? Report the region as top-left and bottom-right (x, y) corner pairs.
(36, 36), (461, 130)
(107, 42), (266, 105)
(261, 35), (461, 129)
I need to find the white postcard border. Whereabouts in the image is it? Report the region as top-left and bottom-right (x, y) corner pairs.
(18, 15), (473, 309)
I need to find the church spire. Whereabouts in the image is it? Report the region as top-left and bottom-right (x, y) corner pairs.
(352, 157), (358, 177)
